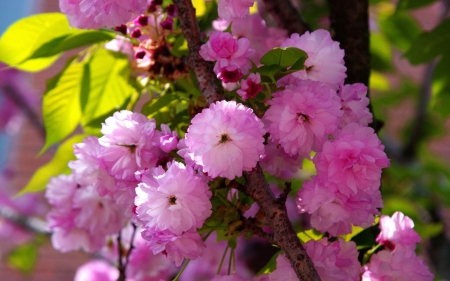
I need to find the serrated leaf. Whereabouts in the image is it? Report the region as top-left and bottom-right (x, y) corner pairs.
(260, 47), (308, 68)
(403, 19), (450, 65)
(28, 30), (116, 59)
(18, 135), (86, 195)
(41, 58), (86, 152)
(81, 48), (135, 126)
(0, 13), (70, 71)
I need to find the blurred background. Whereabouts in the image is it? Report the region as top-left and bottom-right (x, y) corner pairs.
(0, 0), (450, 280)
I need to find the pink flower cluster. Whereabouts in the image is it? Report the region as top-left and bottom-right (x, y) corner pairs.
(59, 0), (147, 29)
(217, 0), (256, 21)
(135, 161), (212, 266)
(200, 31), (255, 83)
(297, 123), (389, 235)
(182, 100), (265, 180)
(363, 212), (433, 281)
(46, 110), (179, 252)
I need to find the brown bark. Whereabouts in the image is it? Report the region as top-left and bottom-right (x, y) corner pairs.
(261, 0), (310, 36)
(172, 0), (224, 105)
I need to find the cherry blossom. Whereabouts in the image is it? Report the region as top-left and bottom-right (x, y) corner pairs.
(280, 29), (346, 89)
(376, 212), (421, 250)
(237, 73), (263, 100)
(184, 100), (265, 179)
(217, 0), (256, 21)
(339, 83), (373, 127)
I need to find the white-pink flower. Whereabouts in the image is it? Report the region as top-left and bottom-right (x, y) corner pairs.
(260, 139), (303, 179)
(280, 30), (346, 89)
(362, 249), (434, 281)
(237, 73), (263, 100)
(314, 122), (390, 196)
(217, 0), (256, 21)
(74, 260), (119, 281)
(59, 0), (147, 29)
(99, 110), (161, 181)
(184, 100), (265, 179)
(135, 161), (212, 235)
(296, 177), (382, 236)
(339, 83), (373, 127)
(304, 238), (361, 281)
(199, 31), (254, 82)
(142, 228), (205, 267)
(376, 212), (421, 250)
(263, 79), (342, 157)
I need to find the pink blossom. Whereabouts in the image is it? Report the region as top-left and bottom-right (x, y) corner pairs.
(339, 83), (373, 127)
(296, 177), (382, 236)
(51, 227), (105, 253)
(142, 229), (205, 266)
(313, 123), (390, 196)
(217, 0), (256, 21)
(99, 110), (161, 181)
(211, 274), (250, 281)
(259, 140), (303, 179)
(59, 0), (147, 29)
(199, 31), (254, 82)
(280, 30), (346, 89)
(304, 238), (361, 281)
(268, 255), (297, 281)
(184, 100), (265, 179)
(237, 73), (263, 100)
(376, 212), (421, 250)
(263, 80), (342, 157)
(157, 124), (179, 153)
(74, 260), (119, 281)
(231, 14), (287, 63)
(362, 249), (434, 281)
(135, 161), (212, 235)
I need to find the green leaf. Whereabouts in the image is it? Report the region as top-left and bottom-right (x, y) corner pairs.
(81, 48), (135, 126)
(257, 251), (280, 275)
(28, 30), (116, 59)
(0, 13), (70, 71)
(379, 12), (421, 51)
(7, 244), (37, 273)
(257, 65), (286, 82)
(260, 47), (308, 68)
(18, 134), (86, 195)
(396, 0), (437, 11)
(142, 92), (180, 124)
(432, 56), (450, 117)
(41, 57), (86, 152)
(297, 229), (323, 243)
(404, 19), (450, 65)
(370, 32), (393, 72)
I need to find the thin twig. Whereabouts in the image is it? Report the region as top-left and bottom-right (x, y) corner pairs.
(0, 204), (50, 235)
(261, 0), (310, 36)
(123, 223), (138, 270)
(117, 231), (126, 281)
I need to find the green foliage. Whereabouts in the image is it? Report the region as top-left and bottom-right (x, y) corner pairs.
(0, 13), (70, 71)
(404, 19), (450, 65)
(378, 12), (421, 51)
(257, 251), (280, 275)
(256, 47), (308, 82)
(396, 0), (437, 11)
(41, 57), (86, 152)
(7, 244), (37, 273)
(18, 134), (86, 195)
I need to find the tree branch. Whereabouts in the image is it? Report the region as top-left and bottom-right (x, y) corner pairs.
(328, 0), (383, 132)
(172, 0), (224, 105)
(244, 165), (321, 281)
(261, 0), (310, 36)
(0, 204), (50, 235)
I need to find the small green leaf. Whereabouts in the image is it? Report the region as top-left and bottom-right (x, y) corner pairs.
(404, 19), (450, 65)
(28, 30), (116, 59)
(0, 13), (70, 71)
(7, 244), (37, 273)
(257, 251), (280, 275)
(260, 47), (308, 68)
(41, 58), (86, 152)
(396, 0), (437, 11)
(379, 12), (421, 51)
(370, 32), (393, 72)
(81, 48), (135, 126)
(297, 229), (323, 243)
(257, 65), (286, 82)
(18, 134), (86, 195)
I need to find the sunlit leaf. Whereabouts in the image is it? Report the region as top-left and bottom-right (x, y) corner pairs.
(81, 48), (135, 126)
(297, 229), (323, 243)
(7, 244), (37, 273)
(41, 58), (85, 152)
(257, 251), (280, 275)
(0, 13), (70, 71)
(18, 135), (86, 195)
